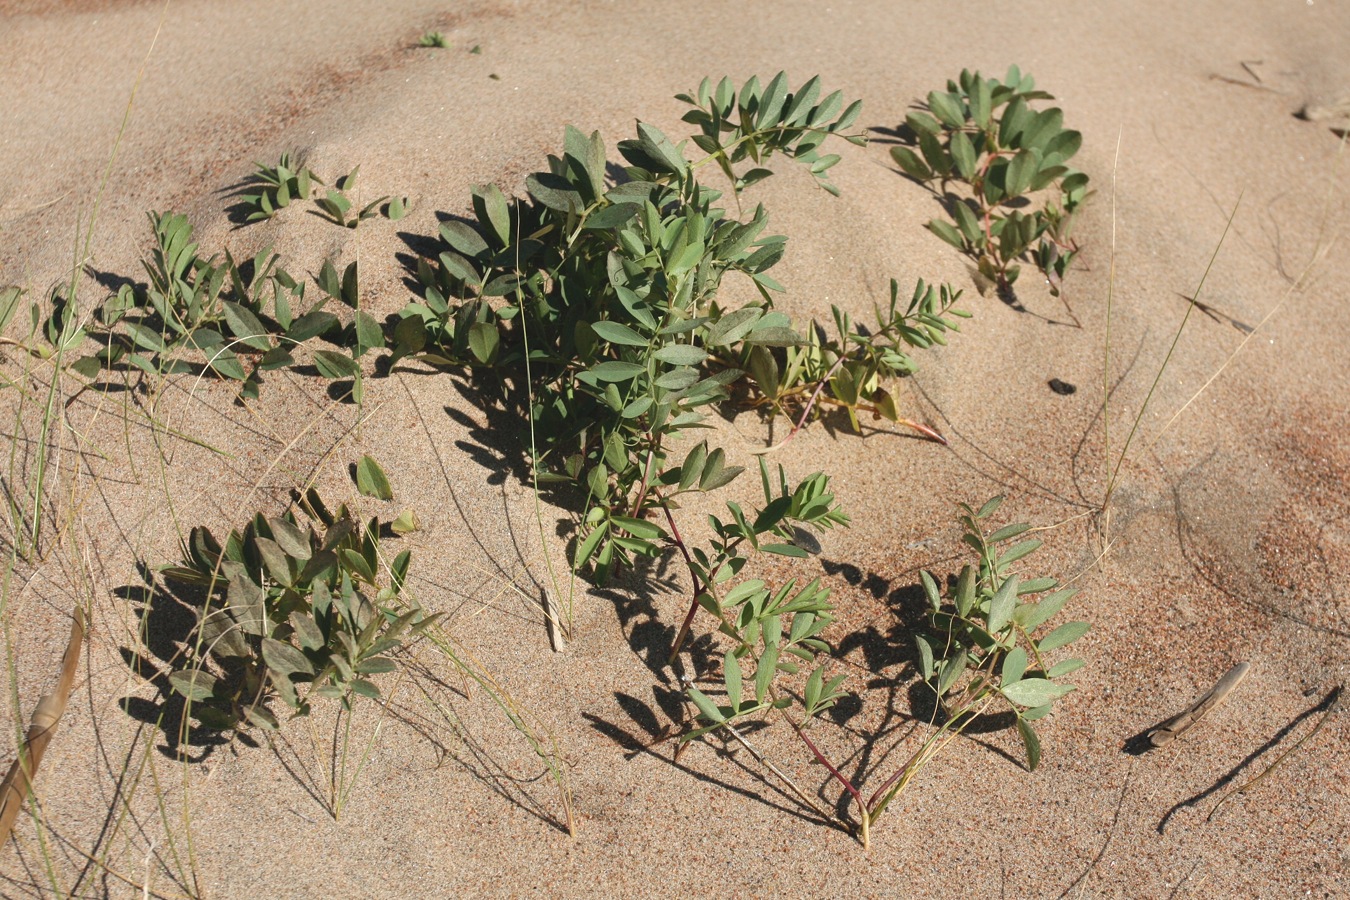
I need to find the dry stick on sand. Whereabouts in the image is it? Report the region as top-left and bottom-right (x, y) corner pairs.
(0, 607), (85, 844)
(1147, 662), (1251, 748)
(1206, 684), (1343, 822)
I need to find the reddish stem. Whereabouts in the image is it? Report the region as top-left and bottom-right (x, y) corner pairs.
(662, 503), (705, 666)
(788, 715), (865, 815)
(894, 417), (948, 446)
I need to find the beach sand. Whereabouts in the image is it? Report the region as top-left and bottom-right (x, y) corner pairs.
(2, 0), (1349, 895)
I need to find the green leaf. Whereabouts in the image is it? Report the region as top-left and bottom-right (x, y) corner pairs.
(914, 634), (935, 681)
(287, 310), (339, 343)
(1015, 587), (1077, 630)
(976, 495), (1005, 518)
(472, 184), (512, 246)
(1016, 717), (1042, 771)
(927, 218), (966, 250)
(1047, 657), (1086, 678)
(687, 687), (725, 724)
(890, 146), (932, 181)
(312, 350), (359, 379)
(123, 321), (168, 354)
(227, 574), (267, 635)
(220, 301), (272, 351)
(707, 307), (762, 346)
(468, 321), (499, 363)
(525, 172), (583, 212)
(1002, 646), (1029, 685)
(268, 517), (311, 560)
(987, 574), (1018, 634)
(952, 201), (982, 244)
(584, 202), (640, 230)
(723, 651), (742, 710)
(356, 656), (396, 675)
(262, 637), (315, 677)
(653, 344), (707, 366)
(340, 548), (377, 584)
(390, 510), (421, 534)
(989, 522), (1032, 543)
(1004, 149), (1039, 197)
(755, 644), (780, 702)
(591, 320), (647, 346)
(589, 361), (645, 382)
(1036, 621), (1090, 653)
(610, 515), (665, 541)
(679, 442), (708, 491)
(354, 310), (383, 357)
(949, 130), (977, 180)
(574, 521), (609, 569)
(1000, 677), (1073, 707)
(350, 679), (381, 699)
(290, 611), (325, 651)
(355, 454), (393, 500)
(169, 669), (218, 702)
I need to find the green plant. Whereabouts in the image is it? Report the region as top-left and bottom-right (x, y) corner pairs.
(419, 31), (447, 48)
(313, 166), (388, 229)
(239, 153), (321, 222)
(681, 495), (1086, 847)
(890, 67), (1091, 297)
(389, 72), (963, 582)
(161, 488), (438, 731)
(10, 210), (387, 401)
(379, 72), (1057, 848)
(914, 496), (1088, 769)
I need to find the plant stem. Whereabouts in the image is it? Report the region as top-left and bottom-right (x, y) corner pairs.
(662, 503), (706, 666)
(784, 714), (868, 846)
(719, 720), (840, 826)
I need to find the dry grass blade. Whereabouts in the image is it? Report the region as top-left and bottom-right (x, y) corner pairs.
(1206, 684), (1342, 822)
(0, 606), (85, 843)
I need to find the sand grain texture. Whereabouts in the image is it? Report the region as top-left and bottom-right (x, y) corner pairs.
(2, 0), (1349, 896)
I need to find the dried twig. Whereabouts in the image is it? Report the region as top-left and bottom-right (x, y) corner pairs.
(0, 607), (85, 844)
(1207, 684), (1342, 822)
(542, 587), (565, 652)
(1148, 662), (1250, 748)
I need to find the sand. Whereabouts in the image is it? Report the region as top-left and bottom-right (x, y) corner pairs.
(1, 0), (1348, 896)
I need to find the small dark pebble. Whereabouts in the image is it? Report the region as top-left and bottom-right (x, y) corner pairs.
(1048, 378), (1076, 395)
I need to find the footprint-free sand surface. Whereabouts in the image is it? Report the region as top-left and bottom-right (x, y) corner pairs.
(2, 1), (1349, 896)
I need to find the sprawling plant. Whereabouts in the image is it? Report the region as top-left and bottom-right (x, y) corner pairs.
(375, 73), (1085, 848)
(683, 496), (1087, 847)
(391, 72), (966, 582)
(162, 489), (436, 731)
(9, 211), (389, 399)
(890, 67), (1090, 297)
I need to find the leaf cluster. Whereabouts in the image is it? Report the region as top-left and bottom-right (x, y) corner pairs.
(890, 67), (1091, 295)
(915, 495), (1088, 770)
(162, 488), (436, 731)
(678, 461), (850, 736)
(241, 156), (405, 228)
(240, 154), (320, 223)
(8, 212), (390, 400)
(676, 72), (865, 196)
(389, 73), (959, 582)
(735, 277), (967, 432)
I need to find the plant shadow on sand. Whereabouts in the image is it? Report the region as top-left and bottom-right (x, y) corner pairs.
(114, 563), (259, 761)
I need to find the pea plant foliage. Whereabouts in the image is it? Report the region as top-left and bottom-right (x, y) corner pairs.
(386, 72), (1090, 846)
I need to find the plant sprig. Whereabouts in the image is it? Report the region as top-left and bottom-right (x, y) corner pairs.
(891, 67), (1091, 298)
(162, 487), (438, 731)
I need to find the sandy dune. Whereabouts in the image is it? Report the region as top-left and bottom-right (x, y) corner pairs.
(2, 0), (1348, 896)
